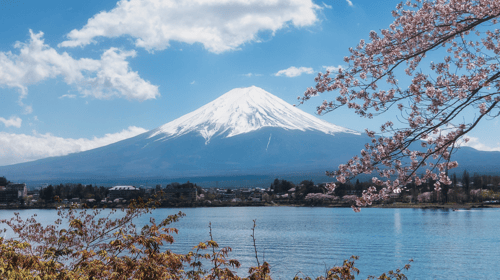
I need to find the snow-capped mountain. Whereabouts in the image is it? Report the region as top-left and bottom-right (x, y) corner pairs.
(0, 86), (498, 185)
(149, 86), (359, 144)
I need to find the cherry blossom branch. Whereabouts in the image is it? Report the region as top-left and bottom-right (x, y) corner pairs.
(302, 0), (500, 211)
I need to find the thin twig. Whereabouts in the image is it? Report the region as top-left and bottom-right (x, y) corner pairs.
(251, 219), (260, 267)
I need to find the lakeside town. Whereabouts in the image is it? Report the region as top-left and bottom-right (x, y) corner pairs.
(2, 173), (500, 210)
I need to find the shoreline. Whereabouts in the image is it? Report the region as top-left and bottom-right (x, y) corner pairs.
(1, 202), (499, 210)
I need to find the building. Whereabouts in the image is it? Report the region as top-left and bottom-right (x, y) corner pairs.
(163, 187), (197, 201)
(8, 183), (27, 198)
(235, 188), (253, 199)
(0, 183), (27, 203)
(0, 189), (18, 203)
(220, 193), (236, 201)
(108, 186), (140, 200)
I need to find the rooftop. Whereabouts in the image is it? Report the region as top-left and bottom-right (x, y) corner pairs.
(110, 186), (138, 191)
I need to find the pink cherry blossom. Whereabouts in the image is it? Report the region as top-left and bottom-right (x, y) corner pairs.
(302, 0), (500, 210)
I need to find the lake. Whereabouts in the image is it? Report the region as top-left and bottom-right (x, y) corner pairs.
(1, 207), (499, 279)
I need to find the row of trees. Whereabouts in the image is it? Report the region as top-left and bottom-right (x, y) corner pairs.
(39, 183), (110, 202)
(6, 169), (500, 207)
(27, 171), (500, 207)
(0, 176), (9, 186)
(269, 171), (500, 205)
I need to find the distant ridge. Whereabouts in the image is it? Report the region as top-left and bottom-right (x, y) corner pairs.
(0, 86), (498, 185)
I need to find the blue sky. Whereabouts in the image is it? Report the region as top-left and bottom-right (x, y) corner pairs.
(0, 0), (498, 166)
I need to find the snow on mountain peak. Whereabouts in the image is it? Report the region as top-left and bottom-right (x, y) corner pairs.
(149, 86), (359, 144)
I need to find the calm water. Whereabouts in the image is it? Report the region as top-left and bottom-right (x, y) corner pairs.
(1, 207), (499, 279)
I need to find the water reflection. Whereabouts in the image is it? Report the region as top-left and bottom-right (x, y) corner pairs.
(393, 209), (402, 260)
(1, 207), (500, 279)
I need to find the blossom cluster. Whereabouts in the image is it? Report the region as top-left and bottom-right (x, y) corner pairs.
(305, 193), (339, 201)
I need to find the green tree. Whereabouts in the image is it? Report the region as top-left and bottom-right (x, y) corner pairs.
(0, 176), (8, 186)
(40, 185), (55, 202)
(463, 170), (470, 202)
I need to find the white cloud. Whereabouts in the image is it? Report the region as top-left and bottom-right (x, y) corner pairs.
(420, 127), (500, 153)
(322, 2), (332, 9)
(0, 116), (22, 128)
(323, 65), (344, 73)
(0, 126), (148, 166)
(22, 104), (33, 114)
(346, 0), (353, 7)
(59, 94), (77, 99)
(0, 30), (159, 104)
(242, 73), (262, 77)
(461, 136), (500, 152)
(274, 66), (314, 77)
(59, 0), (320, 53)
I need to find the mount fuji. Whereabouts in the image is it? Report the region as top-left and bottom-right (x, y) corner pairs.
(0, 86), (498, 185)
(149, 86), (359, 144)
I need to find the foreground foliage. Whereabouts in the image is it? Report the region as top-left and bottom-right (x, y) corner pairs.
(0, 199), (411, 279)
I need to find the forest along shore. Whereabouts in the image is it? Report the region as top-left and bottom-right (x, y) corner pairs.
(2, 175), (500, 210)
(1, 201), (499, 210)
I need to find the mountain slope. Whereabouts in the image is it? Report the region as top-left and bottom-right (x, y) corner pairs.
(0, 128), (368, 181)
(0, 86), (498, 184)
(149, 86), (359, 144)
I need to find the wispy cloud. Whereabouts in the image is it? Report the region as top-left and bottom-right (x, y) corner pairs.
(346, 0), (353, 7)
(59, 0), (321, 54)
(274, 66), (314, 78)
(22, 105), (33, 115)
(461, 136), (500, 152)
(322, 2), (332, 9)
(0, 30), (159, 107)
(0, 116), (22, 128)
(242, 73), (262, 77)
(59, 94), (77, 99)
(323, 65), (344, 73)
(0, 126), (148, 166)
